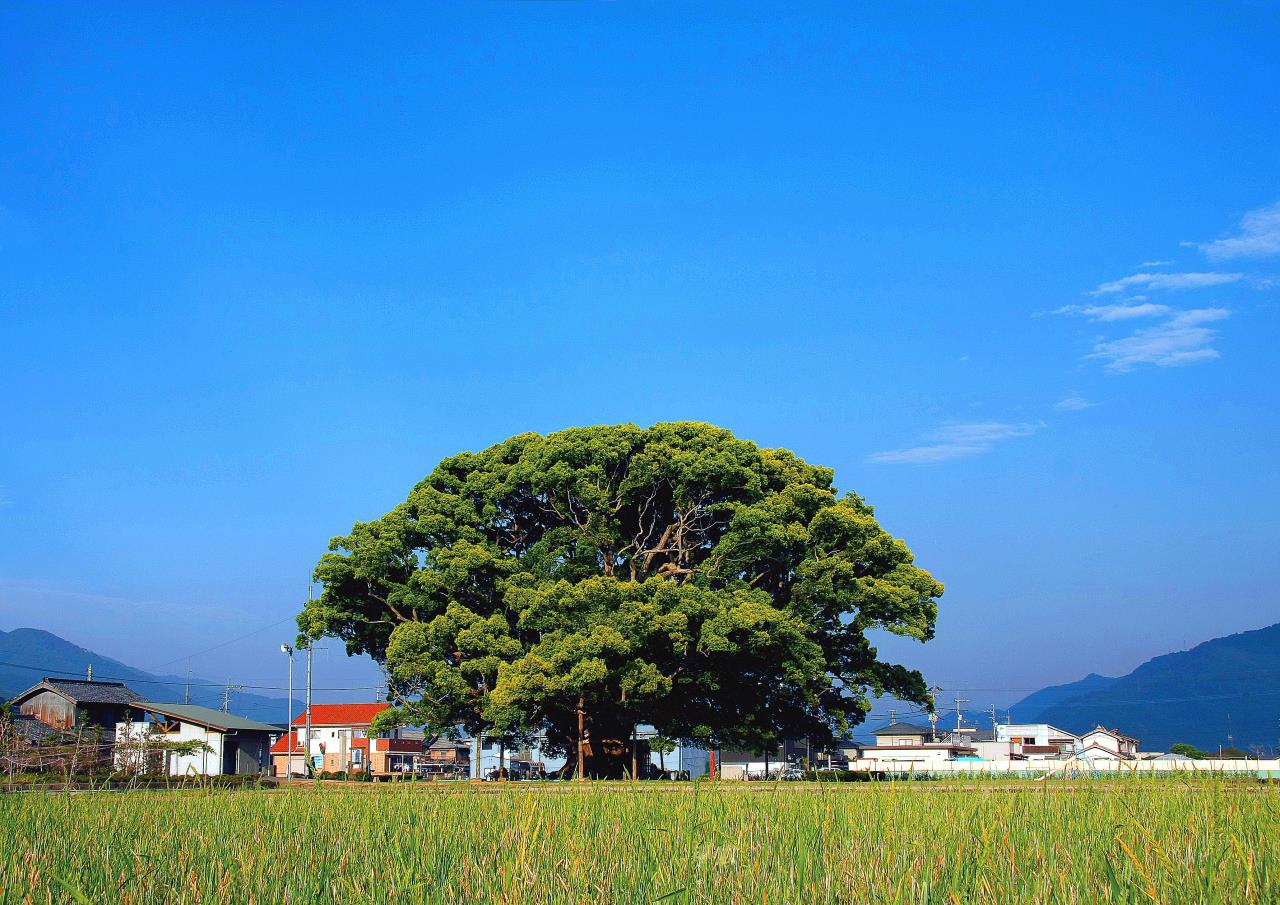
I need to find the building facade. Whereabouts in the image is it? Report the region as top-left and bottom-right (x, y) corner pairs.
(115, 702), (279, 776)
(12, 678), (142, 736)
(271, 703), (423, 777)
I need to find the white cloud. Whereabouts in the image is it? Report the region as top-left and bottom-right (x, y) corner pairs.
(1087, 307), (1230, 372)
(1054, 302), (1172, 321)
(1090, 272), (1243, 295)
(1139, 260), (1173, 268)
(1192, 201), (1280, 260)
(1055, 395), (1100, 411)
(866, 421), (1039, 465)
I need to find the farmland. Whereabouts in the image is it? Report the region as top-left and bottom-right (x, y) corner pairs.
(2, 780), (1278, 904)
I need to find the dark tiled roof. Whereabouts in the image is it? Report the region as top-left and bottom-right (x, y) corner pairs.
(872, 722), (933, 736)
(943, 728), (996, 743)
(428, 737), (469, 751)
(18, 679), (142, 706)
(12, 713), (60, 743)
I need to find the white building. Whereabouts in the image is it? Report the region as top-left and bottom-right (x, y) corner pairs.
(272, 703), (408, 776)
(994, 723), (1081, 760)
(852, 722), (978, 770)
(1077, 725), (1140, 760)
(939, 727), (1008, 761)
(115, 702), (279, 776)
(977, 723), (1144, 763)
(851, 721), (1146, 772)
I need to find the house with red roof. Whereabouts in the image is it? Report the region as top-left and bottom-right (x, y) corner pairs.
(271, 702), (422, 777)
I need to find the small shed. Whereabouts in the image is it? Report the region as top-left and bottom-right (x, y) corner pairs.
(116, 702), (280, 776)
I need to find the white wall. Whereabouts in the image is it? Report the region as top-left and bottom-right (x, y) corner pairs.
(858, 747), (965, 769)
(115, 719), (227, 776)
(848, 757), (1280, 775)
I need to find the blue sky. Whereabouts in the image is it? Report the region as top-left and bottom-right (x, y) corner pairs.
(1, 3), (1278, 707)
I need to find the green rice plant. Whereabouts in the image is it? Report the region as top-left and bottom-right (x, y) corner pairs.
(1, 776), (1277, 904)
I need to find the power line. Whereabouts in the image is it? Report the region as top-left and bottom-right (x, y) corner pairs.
(8, 654), (1276, 710)
(147, 616), (298, 671)
(0, 658), (380, 693)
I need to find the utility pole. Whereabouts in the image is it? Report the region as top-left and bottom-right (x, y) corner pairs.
(954, 696), (968, 732)
(184, 666), (191, 705)
(927, 684), (942, 742)
(889, 708), (898, 725)
(304, 643), (313, 775)
(989, 706), (999, 731)
(220, 681), (243, 713)
(280, 643), (294, 782)
(303, 585), (314, 778)
(86, 663), (93, 681)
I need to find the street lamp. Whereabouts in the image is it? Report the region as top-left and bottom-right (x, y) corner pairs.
(280, 643), (294, 782)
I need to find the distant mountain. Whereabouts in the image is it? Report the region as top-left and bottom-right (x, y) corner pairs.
(0, 627), (297, 725)
(1011, 624), (1280, 753)
(1010, 673), (1118, 721)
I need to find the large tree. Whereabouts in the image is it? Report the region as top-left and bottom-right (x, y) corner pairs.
(299, 422), (942, 777)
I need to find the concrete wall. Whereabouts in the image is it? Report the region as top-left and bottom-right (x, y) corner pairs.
(858, 748), (965, 769)
(848, 757), (1280, 775)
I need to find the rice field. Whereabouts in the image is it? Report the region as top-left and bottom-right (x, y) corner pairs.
(2, 779), (1278, 904)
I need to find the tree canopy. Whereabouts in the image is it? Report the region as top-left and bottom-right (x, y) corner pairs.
(299, 422), (943, 776)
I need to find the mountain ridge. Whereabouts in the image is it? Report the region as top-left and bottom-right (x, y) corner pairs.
(1010, 623), (1280, 752)
(0, 627), (298, 725)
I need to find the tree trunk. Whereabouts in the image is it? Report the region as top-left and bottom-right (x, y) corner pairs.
(576, 696), (585, 782)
